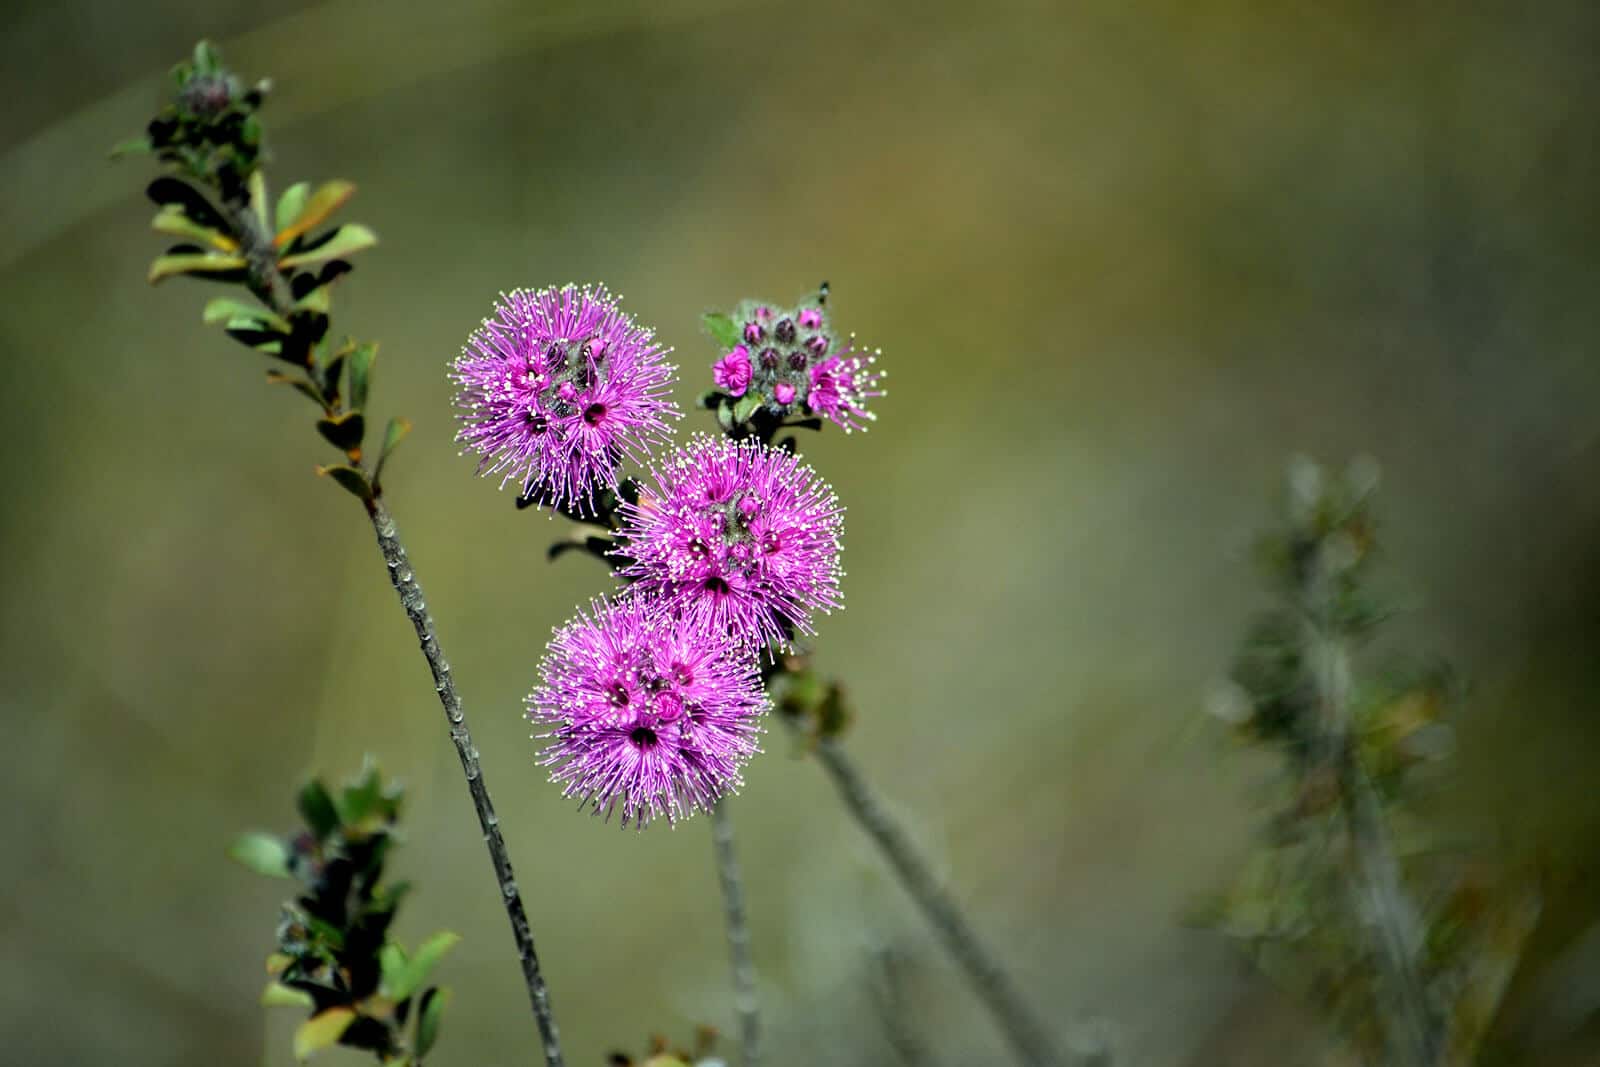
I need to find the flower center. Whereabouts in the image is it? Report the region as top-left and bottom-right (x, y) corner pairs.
(629, 726), (658, 748)
(704, 576), (731, 596)
(583, 402), (607, 426)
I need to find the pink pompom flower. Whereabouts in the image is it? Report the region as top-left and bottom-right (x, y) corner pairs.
(528, 596), (767, 828)
(618, 435), (844, 650)
(451, 284), (678, 511)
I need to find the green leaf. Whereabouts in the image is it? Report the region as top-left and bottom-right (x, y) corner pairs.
(151, 205), (236, 250)
(203, 297), (288, 334)
(414, 987), (451, 1059)
(248, 170), (269, 231)
(109, 136), (152, 159)
(147, 252), (248, 284)
(379, 942), (409, 992)
(294, 285), (332, 314)
(316, 412), (366, 453)
(702, 311), (740, 350)
(265, 371), (327, 407)
(274, 181), (357, 248)
(278, 224), (377, 268)
(384, 930), (461, 1001)
(261, 982), (314, 1009)
(227, 832), (291, 878)
(297, 780), (340, 839)
(275, 182), (311, 236)
(373, 417), (412, 487)
(732, 393), (762, 423)
(716, 399), (735, 433)
(347, 342), (377, 411)
(338, 759), (385, 826)
(302, 915), (346, 952)
(315, 465), (373, 501)
(193, 40), (221, 75)
(294, 1007), (356, 1061)
(145, 177), (229, 231)
(547, 535), (615, 565)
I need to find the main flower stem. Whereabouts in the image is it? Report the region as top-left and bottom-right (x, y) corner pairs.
(810, 735), (1068, 1067)
(215, 188), (565, 1066)
(369, 499), (565, 1067)
(710, 798), (761, 1067)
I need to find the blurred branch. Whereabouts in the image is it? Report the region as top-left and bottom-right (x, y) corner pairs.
(810, 734), (1073, 1067)
(870, 941), (935, 1067)
(1314, 634), (1436, 1067)
(710, 799), (761, 1067)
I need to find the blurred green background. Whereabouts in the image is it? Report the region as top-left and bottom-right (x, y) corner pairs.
(4, 1), (1600, 1064)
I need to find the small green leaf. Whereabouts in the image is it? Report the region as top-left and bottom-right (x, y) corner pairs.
(274, 181), (357, 248)
(414, 987), (451, 1059)
(302, 915), (346, 951)
(193, 40), (221, 74)
(373, 417), (412, 487)
(294, 1007), (356, 1061)
(731, 393), (762, 423)
(297, 780), (340, 839)
(716, 399), (735, 433)
(228, 832), (291, 878)
(110, 136), (152, 159)
(248, 170), (269, 231)
(316, 412), (366, 453)
(145, 176), (228, 230)
(294, 285), (332, 314)
(226, 327), (286, 357)
(241, 113), (262, 147)
(278, 224), (377, 268)
(203, 297), (288, 334)
(275, 182), (310, 236)
(261, 982), (314, 1009)
(702, 312), (740, 350)
(347, 342), (377, 411)
(379, 942), (409, 992)
(151, 205), (236, 250)
(315, 465), (373, 501)
(384, 930), (461, 1001)
(338, 759), (384, 826)
(147, 252), (248, 284)
(265, 371), (327, 407)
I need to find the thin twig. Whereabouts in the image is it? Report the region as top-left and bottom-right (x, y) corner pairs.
(1313, 635), (1435, 1067)
(216, 185), (566, 1066)
(369, 500), (564, 1067)
(869, 941), (935, 1067)
(811, 735), (1069, 1067)
(710, 798), (761, 1067)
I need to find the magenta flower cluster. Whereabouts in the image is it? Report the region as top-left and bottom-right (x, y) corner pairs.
(450, 284), (678, 511)
(454, 283), (879, 828)
(528, 596), (766, 827)
(711, 298), (885, 433)
(619, 434), (845, 651)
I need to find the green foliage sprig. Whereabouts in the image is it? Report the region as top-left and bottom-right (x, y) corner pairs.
(230, 761), (458, 1065)
(1200, 458), (1541, 1066)
(116, 40), (405, 504)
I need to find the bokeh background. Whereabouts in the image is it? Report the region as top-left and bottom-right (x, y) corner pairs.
(3, 1), (1599, 1064)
